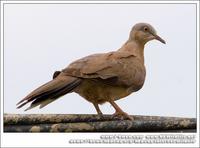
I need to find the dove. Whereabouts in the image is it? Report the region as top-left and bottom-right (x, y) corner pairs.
(17, 23), (165, 120)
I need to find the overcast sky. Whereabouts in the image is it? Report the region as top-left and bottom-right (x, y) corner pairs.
(3, 3), (196, 117)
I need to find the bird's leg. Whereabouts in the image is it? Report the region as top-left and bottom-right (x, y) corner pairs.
(93, 103), (103, 115)
(109, 100), (133, 120)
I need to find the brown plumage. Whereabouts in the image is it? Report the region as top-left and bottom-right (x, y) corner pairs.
(17, 23), (165, 120)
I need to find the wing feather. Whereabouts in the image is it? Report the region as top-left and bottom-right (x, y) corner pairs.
(62, 51), (138, 86)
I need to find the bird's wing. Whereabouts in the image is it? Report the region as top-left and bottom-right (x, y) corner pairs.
(62, 51), (138, 86)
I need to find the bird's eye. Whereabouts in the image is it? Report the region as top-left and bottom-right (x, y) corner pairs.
(144, 27), (148, 31)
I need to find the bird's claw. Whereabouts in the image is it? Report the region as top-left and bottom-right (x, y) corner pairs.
(97, 112), (105, 119)
(111, 111), (134, 121)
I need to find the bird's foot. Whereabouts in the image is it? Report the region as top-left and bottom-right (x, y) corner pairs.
(111, 111), (133, 121)
(97, 112), (103, 117)
(97, 112), (105, 119)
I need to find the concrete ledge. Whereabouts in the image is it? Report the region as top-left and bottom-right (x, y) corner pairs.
(4, 114), (196, 132)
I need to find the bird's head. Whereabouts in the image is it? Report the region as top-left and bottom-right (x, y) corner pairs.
(129, 23), (166, 45)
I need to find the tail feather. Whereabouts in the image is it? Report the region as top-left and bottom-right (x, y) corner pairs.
(39, 79), (81, 109)
(24, 79), (81, 111)
(17, 75), (82, 110)
(17, 76), (69, 105)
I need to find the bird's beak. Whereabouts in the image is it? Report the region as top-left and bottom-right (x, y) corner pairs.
(154, 34), (166, 44)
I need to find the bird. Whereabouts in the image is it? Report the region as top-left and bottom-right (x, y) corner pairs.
(17, 23), (166, 120)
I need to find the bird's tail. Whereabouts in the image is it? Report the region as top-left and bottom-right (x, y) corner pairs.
(16, 75), (82, 111)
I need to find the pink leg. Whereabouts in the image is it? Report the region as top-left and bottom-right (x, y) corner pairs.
(93, 103), (103, 115)
(109, 100), (133, 120)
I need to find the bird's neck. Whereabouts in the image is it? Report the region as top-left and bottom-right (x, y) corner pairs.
(119, 40), (145, 64)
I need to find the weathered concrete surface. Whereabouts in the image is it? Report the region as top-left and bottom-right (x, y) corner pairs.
(4, 114), (196, 132)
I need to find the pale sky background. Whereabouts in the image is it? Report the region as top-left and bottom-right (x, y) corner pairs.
(3, 3), (196, 117)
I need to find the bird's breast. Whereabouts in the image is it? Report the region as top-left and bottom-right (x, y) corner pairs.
(117, 58), (146, 90)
